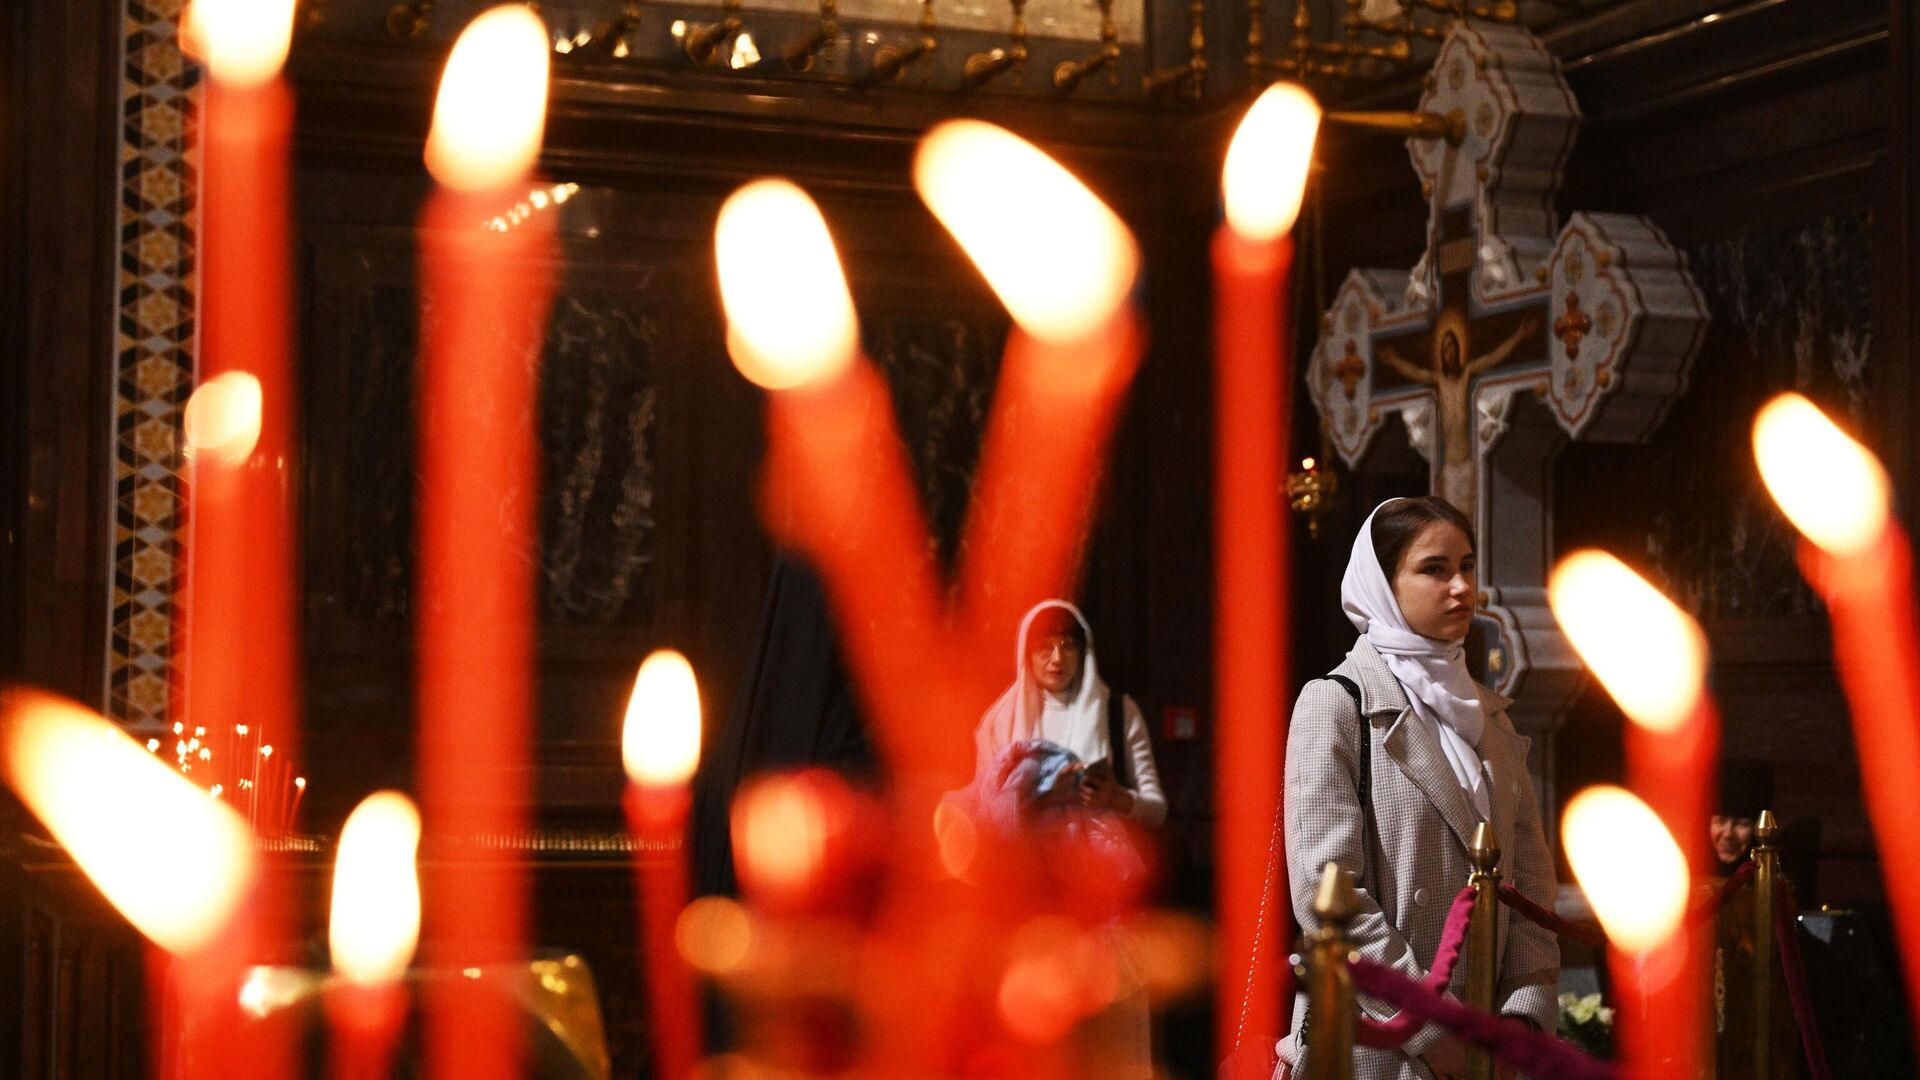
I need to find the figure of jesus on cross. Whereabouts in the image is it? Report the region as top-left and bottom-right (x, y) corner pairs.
(1378, 315), (1540, 514)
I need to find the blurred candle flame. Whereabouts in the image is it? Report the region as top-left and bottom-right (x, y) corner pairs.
(1222, 82), (1321, 242)
(329, 791), (423, 985)
(914, 120), (1138, 344)
(714, 180), (859, 390)
(425, 5), (552, 192)
(1548, 550), (1706, 732)
(622, 650), (703, 787)
(183, 372), (264, 466)
(1752, 392), (1891, 557)
(1561, 785), (1688, 954)
(732, 774), (830, 899)
(184, 0), (296, 88)
(0, 690), (256, 954)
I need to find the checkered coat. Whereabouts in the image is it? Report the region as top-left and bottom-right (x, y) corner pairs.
(1280, 638), (1559, 1078)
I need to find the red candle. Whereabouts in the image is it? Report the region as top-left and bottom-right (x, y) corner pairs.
(0, 690), (259, 1077)
(190, 0), (301, 806)
(1210, 82), (1321, 1063)
(913, 120), (1145, 682)
(414, 9), (554, 1080)
(1562, 785), (1693, 1080)
(715, 179), (949, 788)
(621, 651), (706, 1080)
(328, 791), (423, 1080)
(1550, 549), (1718, 1075)
(1754, 393), (1920, 1051)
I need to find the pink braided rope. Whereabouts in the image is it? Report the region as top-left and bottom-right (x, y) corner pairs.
(1353, 885), (1476, 1048)
(1349, 956), (1619, 1080)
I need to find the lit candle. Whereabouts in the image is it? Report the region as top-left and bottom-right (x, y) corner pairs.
(621, 650), (705, 1080)
(714, 178), (947, 781)
(1752, 392), (1920, 1047)
(0, 689), (258, 1077)
(1563, 785), (1691, 1080)
(184, 0), (300, 820)
(326, 792), (422, 1080)
(1549, 550), (1715, 1077)
(913, 119), (1144, 674)
(1211, 81), (1321, 1061)
(415, 9), (554, 1080)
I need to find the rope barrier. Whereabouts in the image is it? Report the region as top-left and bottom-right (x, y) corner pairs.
(1773, 885), (1832, 1080)
(1353, 884), (1476, 1048)
(1687, 861), (1756, 930)
(1494, 882), (1608, 949)
(1493, 860), (1758, 949)
(1347, 955), (1618, 1080)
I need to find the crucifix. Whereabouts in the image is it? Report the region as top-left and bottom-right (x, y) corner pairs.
(1308, 21), (1711, 776)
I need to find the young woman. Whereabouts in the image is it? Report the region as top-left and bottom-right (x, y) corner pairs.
(1279, 497), (1558, 1080)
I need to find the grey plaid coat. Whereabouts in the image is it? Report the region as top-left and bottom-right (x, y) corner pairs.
(1280, 638), (1558, 1079)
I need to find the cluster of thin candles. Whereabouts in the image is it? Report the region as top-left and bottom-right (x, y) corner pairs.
(1, 2), (1916, 1078)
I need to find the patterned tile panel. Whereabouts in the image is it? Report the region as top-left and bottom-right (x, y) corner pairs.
(106, 0), (198, 733)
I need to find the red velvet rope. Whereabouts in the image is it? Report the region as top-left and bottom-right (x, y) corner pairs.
(1687, 861), (1757, 930)
(1348, 955), (1618, 1080)
(1492, 860), (1759, 949)
(1495, 882), (1609, 949)
(1773, 885), (1833, 1080)
(1352, 884), (1477, 1048)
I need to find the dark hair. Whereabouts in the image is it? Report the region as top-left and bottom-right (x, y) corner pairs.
(1024, 606), (1087, 653)
(1371, 496), (1475, 577)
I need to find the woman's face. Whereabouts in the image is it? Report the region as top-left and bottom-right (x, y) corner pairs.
(1391, 520), (1477, 643)
(1710, 815), (1756, 867)
(1028, 633), (1085, 694)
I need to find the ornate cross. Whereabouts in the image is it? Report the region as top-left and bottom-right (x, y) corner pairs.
(1308, 22), (1710, 732)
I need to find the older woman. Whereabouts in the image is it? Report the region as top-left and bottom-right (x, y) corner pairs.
(1280, 497), (1558, 1080)
(972, 599), (1166, 827)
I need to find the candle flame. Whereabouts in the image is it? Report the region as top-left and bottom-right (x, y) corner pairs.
(914, 120), (1138, 344)
(622, 650), (702, 786)
(732, 774), (830, 900)
(1561, 785), (1689, 954)
(185, 0), (296, 88)
(0, 690), (255, 954)
(1548, 550), (1706, 732)
(183, 372), (264, 466)
(1222, 82), (1321, 242)
(713, 180), (859, 390)
(1752, 392), (1891, 557)
(425, 6), (552, 192)
(329, 791), (422, 985)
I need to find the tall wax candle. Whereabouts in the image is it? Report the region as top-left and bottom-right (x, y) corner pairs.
(415, 9), (555, 1080)
(1754, 392), (1920, 1052)
(1211, 82), (1321, 1063)
(1551, 550), (1717, 1078)
(327, 791), (423, 1080)
(1562, 785), (1692, 1080)
(622, 651), (705, 1080)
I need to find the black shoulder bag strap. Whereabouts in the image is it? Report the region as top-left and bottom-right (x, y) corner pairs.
(1323, 674), (1371, 830)
(1105, 689), (1135, 789)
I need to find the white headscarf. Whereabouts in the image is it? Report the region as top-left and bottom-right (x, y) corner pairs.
(975, 600), (1114, 765)
(1341, 499), (1490, 819)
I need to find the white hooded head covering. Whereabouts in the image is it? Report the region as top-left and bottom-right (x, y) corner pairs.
(975, 599), (1114, 765)
(1342, 499), (1490, 818)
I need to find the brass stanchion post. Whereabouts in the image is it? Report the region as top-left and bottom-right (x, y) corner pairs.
(1752, 809), (1780, 1078)
(1304, 862), (1358, 1080)
(1465, 822), (1500, 1080)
